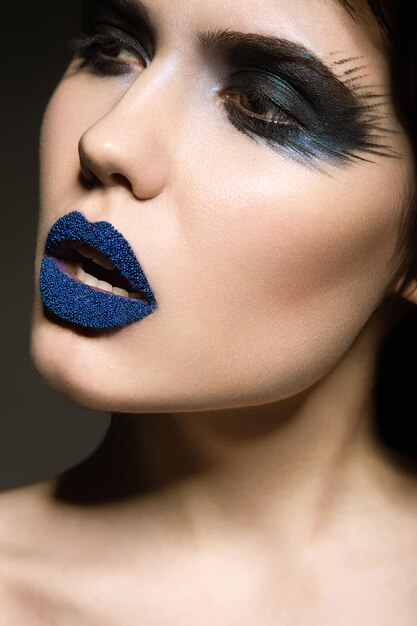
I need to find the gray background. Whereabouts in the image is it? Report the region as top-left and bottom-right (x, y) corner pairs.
(1, 1), (109, 490)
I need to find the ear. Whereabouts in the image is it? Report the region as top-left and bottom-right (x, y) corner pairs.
(393, 277), (417, 306)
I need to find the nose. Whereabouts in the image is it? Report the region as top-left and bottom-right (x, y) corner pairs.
(78, 65), (173, 200)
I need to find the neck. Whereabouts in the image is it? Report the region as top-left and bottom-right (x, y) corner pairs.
(51, 305), (414, 544)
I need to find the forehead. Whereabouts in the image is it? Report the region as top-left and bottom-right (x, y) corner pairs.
(83, 0), (386, 66)
(82, 0), (367, 29)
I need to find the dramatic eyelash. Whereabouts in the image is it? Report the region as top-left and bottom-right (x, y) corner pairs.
(329, 56), (401, 161)
(68, 28), (150, 76)
(220, 63), (400, 168)
(232, 52), (401, 167)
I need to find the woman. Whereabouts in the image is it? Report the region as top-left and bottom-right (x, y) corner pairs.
(1, 0), (416, 622)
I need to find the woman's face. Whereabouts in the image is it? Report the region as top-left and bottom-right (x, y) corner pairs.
(31, 0), (414, 412)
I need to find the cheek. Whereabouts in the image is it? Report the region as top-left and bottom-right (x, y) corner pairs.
(187, 147), (401, 316)
(39, 79), (114, 211)
(39, 88), (79, 205)
(172, 152), (403, 398)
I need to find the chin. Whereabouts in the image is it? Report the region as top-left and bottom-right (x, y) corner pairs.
(30, 332), (110, 413)
(29, 292), (357, 418)
(29, 315), (187, 415)
(30, 307), (128, 413)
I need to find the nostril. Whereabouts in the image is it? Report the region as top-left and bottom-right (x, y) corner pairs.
(78, 169), (96, 189)
(78, 155), (98, 188)
(111, 173), (132, 190)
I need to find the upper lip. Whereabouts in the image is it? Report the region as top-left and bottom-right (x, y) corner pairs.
(44, 211), (156, 305)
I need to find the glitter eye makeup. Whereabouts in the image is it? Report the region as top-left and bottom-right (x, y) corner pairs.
(71, 0), (397, 166)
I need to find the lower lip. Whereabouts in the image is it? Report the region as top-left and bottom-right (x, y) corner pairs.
(39, 256), (158, 330)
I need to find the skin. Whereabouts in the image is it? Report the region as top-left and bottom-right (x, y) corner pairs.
(2, 0), (417, 623)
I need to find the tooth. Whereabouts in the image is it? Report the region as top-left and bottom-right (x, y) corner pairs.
(97, 280), (113, 294)
(113, 287), (129, 298)
(77, 267), (86, 281)
(93, 253), (115, 271)
(77, 245), (95, 260)
(129, 292), (144, 300)
(84, 272), (99, 287)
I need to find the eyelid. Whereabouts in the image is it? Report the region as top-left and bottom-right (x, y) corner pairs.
(91, 23), (152, 63)
(223, 91), (297, 128)
(82, 2), (156, 57)
(222, 68), (314, 128)
(69, 23), (152, 73)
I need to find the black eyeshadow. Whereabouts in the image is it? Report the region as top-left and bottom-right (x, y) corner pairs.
(81, 0), (156, 55)
(199, 30), (397, 165)
(75, 4), (398, 166)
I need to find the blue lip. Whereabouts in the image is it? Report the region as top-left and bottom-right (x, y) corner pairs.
(39, 211), (158, 330)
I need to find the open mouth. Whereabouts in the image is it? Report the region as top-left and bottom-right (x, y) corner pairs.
(40, 211), (158, 330)
(53, 241), (147, 301)
(53, 242), (148, 302)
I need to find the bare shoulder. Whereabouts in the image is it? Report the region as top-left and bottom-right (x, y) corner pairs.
(0, 480), (70, 623)
(0, 479), (58, 553)
(0, 479), (124, 624)
(0, 579), (28, 625)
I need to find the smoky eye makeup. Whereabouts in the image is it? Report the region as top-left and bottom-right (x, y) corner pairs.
(69, 26), (151, 76)
(70, 2), (398, 167)
(68, 0), (154, 77)
(207, 32), (398, 166)
(78, 0), (155, 61)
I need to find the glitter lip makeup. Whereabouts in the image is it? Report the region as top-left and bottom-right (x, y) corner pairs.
(39, 211), (158, 330)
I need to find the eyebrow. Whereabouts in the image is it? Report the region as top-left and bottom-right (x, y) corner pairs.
(83, 0), (360, 84)
(94, 0), (150, 21)
(333, 0), (357, 16)
(196, 29), (365, 103)
(82, 0), (154, 34)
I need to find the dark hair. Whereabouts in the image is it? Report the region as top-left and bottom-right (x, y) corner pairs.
(340, 2), (417, 150)
(339, 0), (416, 301)
(364, 1), (417, 295)
(361, 2), (417, 460)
